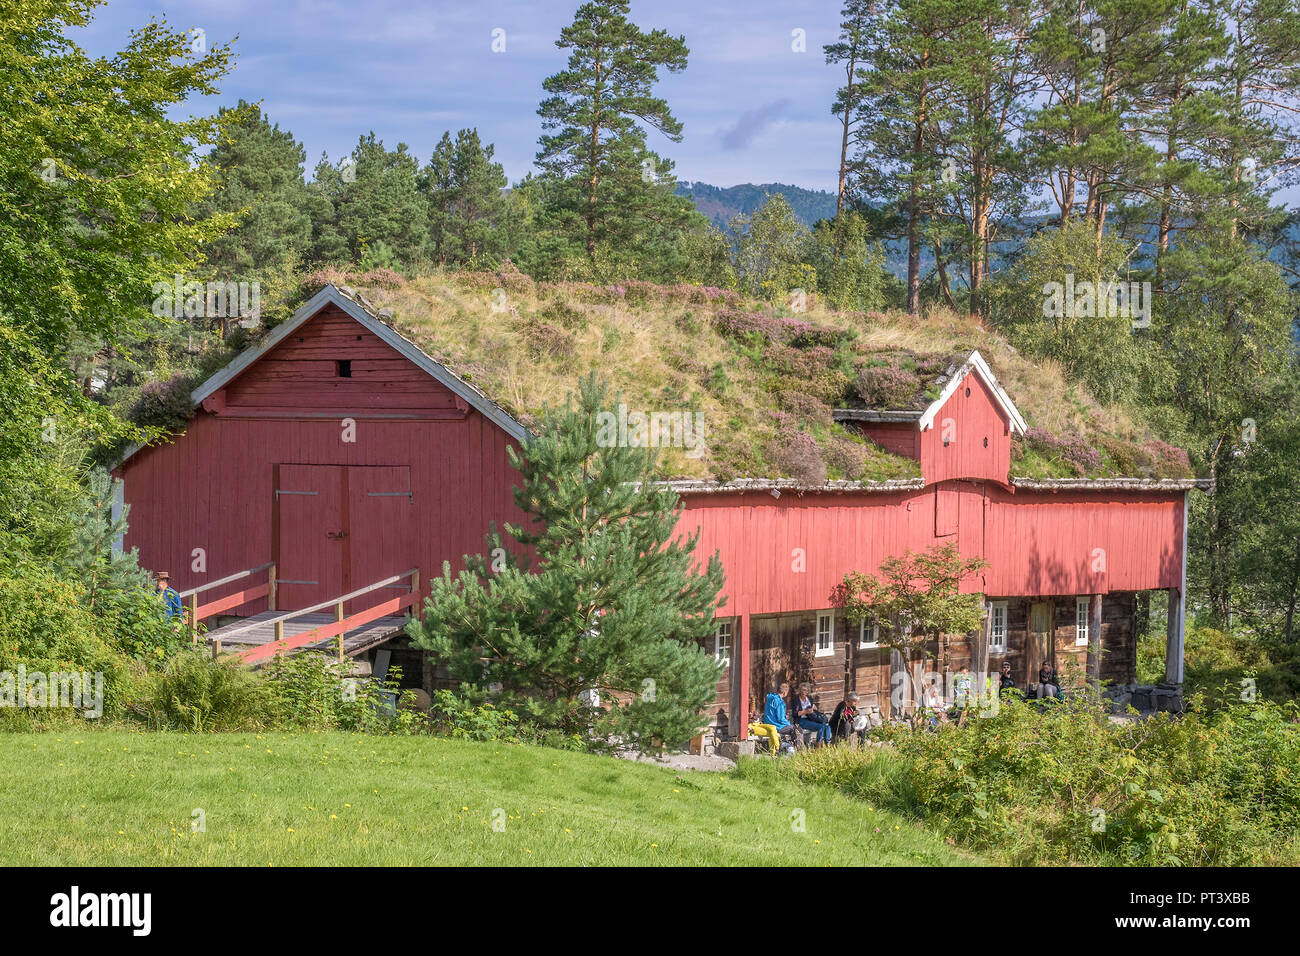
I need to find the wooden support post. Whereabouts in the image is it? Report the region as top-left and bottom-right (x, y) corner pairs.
(1165, 490), (1190, 686)
(211, 638), (222, 660)
(267, 562), (277, 612)
(335, 600), (346, 663)
(1165, 588), (1185, 685)
(410, 569), (421, 614)
(188, 593), (199, 644)
(735, 613), (750, 741)
(1087, 593), (1103, 692)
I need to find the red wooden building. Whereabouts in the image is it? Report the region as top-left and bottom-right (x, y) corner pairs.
(113, 285), (1207, 728)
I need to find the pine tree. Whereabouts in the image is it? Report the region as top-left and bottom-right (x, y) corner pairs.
(826, 0), (879, 217)
(421, 129), (509, 266)
(409, 374), (725, 752)
(535, 0), (694, 273)
(849, 0), (952, 314)
(195, 102), (312, 276)
(338, 133), (429, 268)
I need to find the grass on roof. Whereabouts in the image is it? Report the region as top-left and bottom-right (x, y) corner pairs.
(312, 266), (1192, 482)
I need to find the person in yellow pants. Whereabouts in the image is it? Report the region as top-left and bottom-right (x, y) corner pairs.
(748, 721), (781, 756)
(746, 698), (781, 757)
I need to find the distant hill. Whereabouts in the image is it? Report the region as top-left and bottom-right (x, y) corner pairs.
(675, 181), (838, 229)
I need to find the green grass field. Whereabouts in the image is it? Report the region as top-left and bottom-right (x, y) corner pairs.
(0, 731), (975, 866)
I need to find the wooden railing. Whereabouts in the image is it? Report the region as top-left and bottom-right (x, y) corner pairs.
(218, 568), (421, 666)
(177, 562), (276, 643)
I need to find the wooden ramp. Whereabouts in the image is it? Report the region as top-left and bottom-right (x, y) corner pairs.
(187, 567), (422, 665)
(205, 611), (409, 660)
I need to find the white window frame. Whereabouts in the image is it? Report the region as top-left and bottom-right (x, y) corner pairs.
(988, 601), (1008, 654)
(714, 618), (733, 668)
(858, 614), (880, 649)
(1075, 597), (1091, 647)
(815, 612), (835, 657)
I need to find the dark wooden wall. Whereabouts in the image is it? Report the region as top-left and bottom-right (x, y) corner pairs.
(714, 592), (1139, 730)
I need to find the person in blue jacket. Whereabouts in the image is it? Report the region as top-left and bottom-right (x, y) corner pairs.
(156, 572), (183, 620)
(762, 681), (802, 752)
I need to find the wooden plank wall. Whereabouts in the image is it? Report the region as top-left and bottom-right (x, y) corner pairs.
(117, 307), (526, 608)
(714, 593), (1139, 729)
(678, 485), (1185, 616)
(919, 371), (1012, 486)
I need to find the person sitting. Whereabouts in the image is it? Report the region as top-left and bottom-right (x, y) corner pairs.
(998, 660), (1019, 697)
(922, 682), (949, 728)
(1035, 662), (1061, 700)
(746, 698), (781, 757)
(953, 665), (973, 710)
(830, 691), (860, 743)
(791, 682), (833, 747)
(763, 682), (803, 753)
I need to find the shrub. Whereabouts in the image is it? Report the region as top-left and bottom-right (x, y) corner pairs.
(263, 651), (420, 733)
(0, 572), (130, 720)
(855, 365), (921, 408)
(357, 268), (405, 288)
(767, 413), (826, 483)
(429, 689), (521, 742)
(539, 299), (587, 330)
(142, 650), (272, 731)
(129, 372), (196, 434)
(1142, 440), (1192, 478)
(1024, 427), (1102, 474)
(825, 434), (867, 480)
(772, 696), (1300, 866)
(515, 316), (576, 364)
(776, 390), (832, 425)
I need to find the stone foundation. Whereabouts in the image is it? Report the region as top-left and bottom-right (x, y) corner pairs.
(1104, 682), (1184, 714)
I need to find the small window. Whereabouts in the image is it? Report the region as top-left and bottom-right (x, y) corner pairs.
(714, 619), (733, 668)
(1076, 597), (1092, 646)
(336, 359), (352, 378)
(858, 615), (880, 649)
(989, 601), (1008, 654)
(816, 612), (835, 657)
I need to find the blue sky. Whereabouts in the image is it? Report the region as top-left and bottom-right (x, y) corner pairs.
(74, 0), (848, 191)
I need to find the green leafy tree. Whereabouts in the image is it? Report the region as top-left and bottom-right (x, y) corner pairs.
(988, 219), (1145, 405)
(730, 194), (810, 299)
(0, 0), (236, 570)
(833, 543), (987, 724)
(409, 375), (726, 752)
(806, 211), (891, 312)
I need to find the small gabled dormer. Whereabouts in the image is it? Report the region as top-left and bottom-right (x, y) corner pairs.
(834, 350), (1026, 487)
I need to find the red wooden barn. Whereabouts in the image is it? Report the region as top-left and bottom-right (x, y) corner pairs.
(113, 285), (1208, 733)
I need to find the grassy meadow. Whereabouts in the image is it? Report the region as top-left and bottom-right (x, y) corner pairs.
(0, 730), (975, 866)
